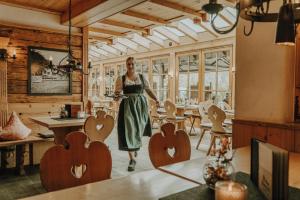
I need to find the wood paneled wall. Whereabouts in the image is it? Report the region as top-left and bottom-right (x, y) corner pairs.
(0, 25), (83, 103)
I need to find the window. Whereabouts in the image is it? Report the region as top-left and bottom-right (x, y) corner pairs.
(104, 65), (115, 97)
(135, 60), (149, 77)
(152, 58), (169, 102)
(117, 63), (126, 76)
(88, 67), (101, 101)
(177, 54), (199, 104)
(203, 50), (231, 105)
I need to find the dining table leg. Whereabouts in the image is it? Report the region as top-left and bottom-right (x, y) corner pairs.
(176, 108), (185, 130)
(51, 126), (83, 145)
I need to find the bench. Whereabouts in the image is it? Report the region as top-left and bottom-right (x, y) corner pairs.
(0, 135), (53, 175)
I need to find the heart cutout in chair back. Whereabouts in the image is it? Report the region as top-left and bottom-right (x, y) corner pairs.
(167, 147), (176, 158)
(70, 164), (87, 179)
(96, 124), (104, 131)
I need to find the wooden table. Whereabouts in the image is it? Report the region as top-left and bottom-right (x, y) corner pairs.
(30, 116), (86, 145)
(21, 169), (198, 200)
(158, 146), (300, 188)
(176, 105), (199, 130)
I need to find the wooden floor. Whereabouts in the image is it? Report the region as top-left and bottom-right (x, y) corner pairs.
(0, 126), (209, 200)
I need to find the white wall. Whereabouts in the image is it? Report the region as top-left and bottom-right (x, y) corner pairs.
(235, 1), (295, 123)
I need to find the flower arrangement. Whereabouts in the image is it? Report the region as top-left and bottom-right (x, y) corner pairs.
(203, 137), (235, 189)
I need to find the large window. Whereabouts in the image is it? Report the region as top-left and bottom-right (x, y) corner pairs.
(135, 60), (149, 78)
(152, 58), (169, 101)
(203, 49), (231, 105)
(117, 63), (126, 76)
(177, 53), (199, 104)
(104, 65), (115, 97)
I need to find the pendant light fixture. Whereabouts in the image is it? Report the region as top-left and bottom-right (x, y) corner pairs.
(48, 0), (92, 75)
(275, 0), (296, 46)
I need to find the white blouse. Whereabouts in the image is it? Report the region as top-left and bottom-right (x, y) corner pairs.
(115, 74), (150, 94)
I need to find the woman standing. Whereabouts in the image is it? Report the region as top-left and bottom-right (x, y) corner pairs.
(114, 57), (159, 171)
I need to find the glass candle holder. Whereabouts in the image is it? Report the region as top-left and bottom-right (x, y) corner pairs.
(215, 181), (248, 200)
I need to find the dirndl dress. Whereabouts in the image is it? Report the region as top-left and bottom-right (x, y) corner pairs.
(117, 74), (152, 151)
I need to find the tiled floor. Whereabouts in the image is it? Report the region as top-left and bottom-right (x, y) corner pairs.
(0, 126), (211, 200)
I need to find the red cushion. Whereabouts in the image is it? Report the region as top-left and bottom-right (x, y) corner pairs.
(0, 112), (31, 140)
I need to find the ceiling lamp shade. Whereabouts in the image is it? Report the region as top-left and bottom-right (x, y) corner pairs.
(275, 2), (296, 46)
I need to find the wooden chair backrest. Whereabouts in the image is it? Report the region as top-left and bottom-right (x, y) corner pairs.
(208, 105), (226, 132)
(149, 99), (159, 117)
(148, 123), (191, 168)
(40, 131), (112, 192)
(164, 100), (176, 119)
(84, 110), (114, 142)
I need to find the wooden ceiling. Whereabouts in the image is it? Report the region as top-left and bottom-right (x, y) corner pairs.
(0, 0), (236, 61)
(0, 0), (84, 13)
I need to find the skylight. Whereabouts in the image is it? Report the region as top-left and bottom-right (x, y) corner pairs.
(180, 18), (205, 33)
(165, 27), (185, 36)
(204, 15), (229, 29)
(153, 31), (167, 40)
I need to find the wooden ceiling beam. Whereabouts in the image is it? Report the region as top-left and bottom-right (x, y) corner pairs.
(99, 19), (147, 33)
(149, 0), (207, 20)
(88, 35), (113, 45)
(89, 27), (125, 37)
(61, 0), (108, 24)
(61, 0), (147, 26)
(122, 10), (168, 25)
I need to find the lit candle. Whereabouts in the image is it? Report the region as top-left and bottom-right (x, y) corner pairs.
(215, 181), (247, 200)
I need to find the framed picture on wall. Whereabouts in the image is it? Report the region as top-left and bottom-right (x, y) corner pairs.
(27, 46), (72, 95)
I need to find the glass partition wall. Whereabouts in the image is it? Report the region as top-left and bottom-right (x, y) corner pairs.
(151, 58), (169, 102)
(177, 53), (200, 104)
(202, 49), (232, 106)
(91, 46), (233, 106)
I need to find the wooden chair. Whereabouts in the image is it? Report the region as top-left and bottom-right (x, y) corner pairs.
(206, 105), (232, 156)
(149, 99), (166, 128)
(84, 110), (114, 142)
(148, 123), (191, 168)
(164, 100), (186, 129)
(196, 101), (215, 150)
(40, 131), (112, 192)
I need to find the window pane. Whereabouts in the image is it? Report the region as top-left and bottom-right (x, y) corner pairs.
(154, 90), (168, 102)
(189, 72), (198, 91)
(217, 71), (229, 91)
(189, 55), (199, 71)
(204, 72), (216, 91)
(153, 75), (168, 90)
(190, 91), (198, 103)
(178, 90), (188, 102)
(152, 58), (168, 74)
(179, 56), (189, 72)
(214, 92), (230, 106)
(178, 73), (188, 91)
(203, 91), (216, 102)
(217, 51), (230, 71)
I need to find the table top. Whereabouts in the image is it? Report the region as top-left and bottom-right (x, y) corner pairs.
(0, 135), (48, 147)
(21, 169), (198, 200)
(158, 146), (300, 188)
(30, 116), (86, 128)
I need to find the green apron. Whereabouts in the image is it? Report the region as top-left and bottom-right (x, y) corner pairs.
(117, 74), (152, 151)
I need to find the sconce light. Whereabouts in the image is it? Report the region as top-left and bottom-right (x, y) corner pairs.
(0, 49), (17, 61)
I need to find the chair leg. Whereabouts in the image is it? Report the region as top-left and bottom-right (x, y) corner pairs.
(207, 135), (216, 156)
(196, 129), (206, 150)
(189, 118), (196, 136)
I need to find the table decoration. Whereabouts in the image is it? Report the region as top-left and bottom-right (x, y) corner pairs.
(215, 181), (247, 200)
(159, 172), (300, 200)
(203, 137), (235, 189)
